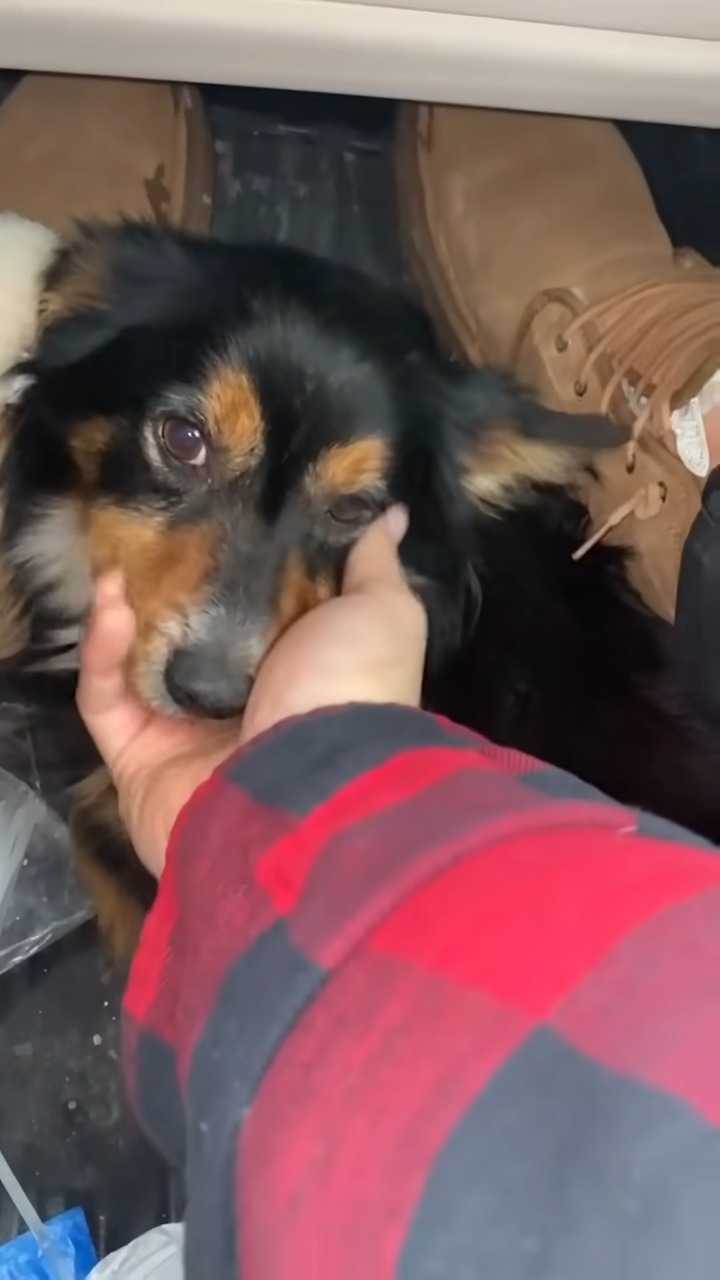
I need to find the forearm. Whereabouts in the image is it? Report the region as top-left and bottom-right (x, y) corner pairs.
(123, 703), (488, 1273)
(123, 704), (720, 1279)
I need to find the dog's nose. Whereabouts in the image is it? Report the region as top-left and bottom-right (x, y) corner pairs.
(164, 646), (251, 719)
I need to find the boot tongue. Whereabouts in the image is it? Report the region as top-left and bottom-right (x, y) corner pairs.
(662, 372), (720, 479)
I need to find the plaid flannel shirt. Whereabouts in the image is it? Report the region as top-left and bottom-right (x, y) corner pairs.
(123, 704), (720, 1279)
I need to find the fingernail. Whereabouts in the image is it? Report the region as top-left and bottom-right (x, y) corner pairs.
(94, 572), (125, 608)
(381, 504), (409, 544)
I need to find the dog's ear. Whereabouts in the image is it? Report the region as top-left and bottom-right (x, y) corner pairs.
(436, 365), (625, 513)
(33, 220), (210, 372)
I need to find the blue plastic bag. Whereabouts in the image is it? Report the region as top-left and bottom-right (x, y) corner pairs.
(0, 1208), (97, 1280)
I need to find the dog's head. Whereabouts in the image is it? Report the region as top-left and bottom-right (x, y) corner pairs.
(6, 222), (621, 717)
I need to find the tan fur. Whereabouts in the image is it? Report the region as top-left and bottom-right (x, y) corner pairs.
(85, 505), (216, 627)
(310, 438), (389, 495)
(84, 505), (218, 699)
(269, 552), (334, 644)
(0, 561), (30, 660)
(38, 238), (107, 328)
(70, 767), (147, 959)
(461, 423), (586, 512)
(69, 417), (113, 486)
(201, 364), (264, 472)
(0, 411), (30, 658)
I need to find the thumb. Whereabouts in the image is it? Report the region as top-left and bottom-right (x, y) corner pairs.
(342, 505), (410, 597)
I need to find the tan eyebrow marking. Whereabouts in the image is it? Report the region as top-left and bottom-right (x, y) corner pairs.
(200, 365), (265, 474)
(310, 437), (389, 494)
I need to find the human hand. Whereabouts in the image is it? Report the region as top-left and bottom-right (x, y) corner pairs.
(76, 506), (426, 878)
(239, 505), (427, 743)
(76, 572), (243, 878)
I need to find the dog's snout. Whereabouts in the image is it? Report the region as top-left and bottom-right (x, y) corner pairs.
(164, 645), (251, 719)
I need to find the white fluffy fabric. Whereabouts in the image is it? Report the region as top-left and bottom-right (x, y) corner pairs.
(0, 210), (58, 384)
(89, 1224), (185, 1278)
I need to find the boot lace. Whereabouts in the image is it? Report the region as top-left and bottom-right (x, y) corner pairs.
(520, 274), (720, 558)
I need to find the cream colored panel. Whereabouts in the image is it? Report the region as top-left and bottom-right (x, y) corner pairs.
(0, 0), (718, 127)
(347, 0), (720, 40)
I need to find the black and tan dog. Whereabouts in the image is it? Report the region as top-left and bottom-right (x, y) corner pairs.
(0, 220), (717, 953)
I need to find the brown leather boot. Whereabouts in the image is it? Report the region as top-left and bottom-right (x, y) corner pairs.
(0, 75), (214, 235)
(396, 105), (720, 621)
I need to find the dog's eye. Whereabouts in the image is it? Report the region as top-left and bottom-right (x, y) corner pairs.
(159, 417), (207, 467)
(326, 494), (377, 525)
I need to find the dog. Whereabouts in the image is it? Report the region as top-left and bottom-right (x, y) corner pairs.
(0, 219), (718, 954)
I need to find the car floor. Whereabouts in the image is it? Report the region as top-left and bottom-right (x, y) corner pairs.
(0, 76), (717, 1257)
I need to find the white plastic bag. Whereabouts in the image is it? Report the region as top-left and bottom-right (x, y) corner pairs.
(0, 761), (91, 976)
(87, 1226), (184, 1280)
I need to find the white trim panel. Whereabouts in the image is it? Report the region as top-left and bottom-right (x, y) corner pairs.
(0, 0), (718, 127)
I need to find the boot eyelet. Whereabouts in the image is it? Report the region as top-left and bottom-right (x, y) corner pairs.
(574, 380), (587, 398)
(555, 334), (569, 353)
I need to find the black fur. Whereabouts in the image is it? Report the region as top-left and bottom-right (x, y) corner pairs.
(434, 487), (720, 839)
(0, 222), (717, 946)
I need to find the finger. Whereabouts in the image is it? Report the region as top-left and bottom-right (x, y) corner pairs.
(76, 576), (149, 764)
(380, 504), (409, 545)
(342, 505), (411, 597)
(79, 574), (134, 683)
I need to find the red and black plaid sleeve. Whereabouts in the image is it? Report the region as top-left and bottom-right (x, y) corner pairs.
(122, 704), (720, 1280)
